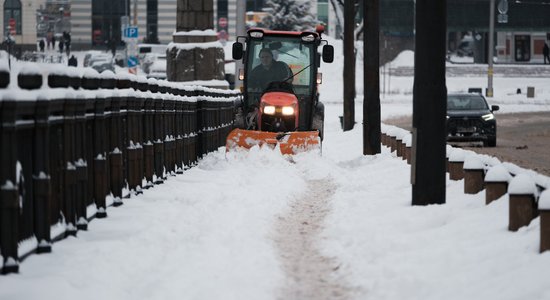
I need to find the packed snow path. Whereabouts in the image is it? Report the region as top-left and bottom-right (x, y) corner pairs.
(274, 178), (350, 300)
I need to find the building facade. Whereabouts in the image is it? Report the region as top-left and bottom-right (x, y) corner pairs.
(1, 0), (45, 46)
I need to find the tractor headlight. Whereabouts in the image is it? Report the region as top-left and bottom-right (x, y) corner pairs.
(482, 113), (494, 121)
(282, 106), (295, 116)
(263, 105), (276, 115)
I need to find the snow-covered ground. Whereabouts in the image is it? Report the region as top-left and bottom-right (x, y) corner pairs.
(1, 40), (550, 299)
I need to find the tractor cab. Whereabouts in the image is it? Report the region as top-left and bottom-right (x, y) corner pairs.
(233, 28), (333, 128)
(227, 27), (334, 155)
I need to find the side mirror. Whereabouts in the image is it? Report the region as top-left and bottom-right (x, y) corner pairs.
(491, 105), (500, 111)
(322, 45), (334, 63)
(232, 42), (243, 60)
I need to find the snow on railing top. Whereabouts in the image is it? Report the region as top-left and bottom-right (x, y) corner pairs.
(0, 61), (240, 103)
(381, 122), (550, 191)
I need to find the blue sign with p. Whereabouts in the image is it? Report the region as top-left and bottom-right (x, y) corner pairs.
(124, 27), (138, 38)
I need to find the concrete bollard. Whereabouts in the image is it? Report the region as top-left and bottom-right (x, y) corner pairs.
(539, 190), (550, 253)
(463, 155), (485, 194)
(448, 149), (466, 180)
(485, 164), (512, 205)
(508, 174), (538, 232)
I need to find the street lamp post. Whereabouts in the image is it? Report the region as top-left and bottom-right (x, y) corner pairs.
(487, 0), (495, 97)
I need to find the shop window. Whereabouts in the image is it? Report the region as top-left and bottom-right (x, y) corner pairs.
(3, 0), (22, 35)
(514, 35), (530, 62)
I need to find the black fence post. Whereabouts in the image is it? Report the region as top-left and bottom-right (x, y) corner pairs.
(175, 98), (184, 173)
(74, 99), (88, 230)
(63, 98), (78, 236)
(143, 94), (155, 188)
(93, 96), (107, 218)
(108, 94), (123, 206)
(196, 96), (204, 161)
(164, 97), (176, 176)
(153, 96), (165, 184)
(33, 99), (52, 253)
(0, 100), (20, 274)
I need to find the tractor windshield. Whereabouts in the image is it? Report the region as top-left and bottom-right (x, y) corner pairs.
(245, 36), (314, 106)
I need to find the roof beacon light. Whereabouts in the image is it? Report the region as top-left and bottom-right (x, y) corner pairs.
(301, 34), (315, 42)
(250, 31), (264, 38)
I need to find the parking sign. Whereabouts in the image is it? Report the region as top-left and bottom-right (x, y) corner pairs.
(124, 27), (138, 39)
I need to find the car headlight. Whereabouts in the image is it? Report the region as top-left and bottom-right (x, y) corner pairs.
(281, 106), (295, 116)
(482, 113), (495, 121)
(263, 105), (276, 115)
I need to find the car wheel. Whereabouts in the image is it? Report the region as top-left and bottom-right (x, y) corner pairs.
(486, 137), (496, 147)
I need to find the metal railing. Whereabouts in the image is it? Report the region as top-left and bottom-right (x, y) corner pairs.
(0, 66), (239, 274)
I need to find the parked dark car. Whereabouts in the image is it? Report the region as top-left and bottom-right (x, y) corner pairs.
(446, 93), (499, 147)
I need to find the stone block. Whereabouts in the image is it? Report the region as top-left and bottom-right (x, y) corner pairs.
(176, 48), (195, 82)
(195, 47), (225, 81)
(177, 0), (188, 10)
(177, 11), (195, 31)
(195, 12), (213, 30)
(188, 0), (202, 11)
(203, 0), (213, 11)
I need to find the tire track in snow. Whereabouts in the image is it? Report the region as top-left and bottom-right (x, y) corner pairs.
(274, 178), (350, 300)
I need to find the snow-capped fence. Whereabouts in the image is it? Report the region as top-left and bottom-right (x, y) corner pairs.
(381, 124), (550, 253)
(0, 66), (240, 274)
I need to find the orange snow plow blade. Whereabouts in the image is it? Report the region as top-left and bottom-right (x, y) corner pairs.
(225, 128), (321, 155)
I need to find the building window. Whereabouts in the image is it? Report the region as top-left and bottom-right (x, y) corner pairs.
(515, 35), (531, 62)
(91, 0), (127, 46)
(4, 0), (22, 35)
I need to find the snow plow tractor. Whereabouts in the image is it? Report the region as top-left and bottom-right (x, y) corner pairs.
(226, 26), (334, 155)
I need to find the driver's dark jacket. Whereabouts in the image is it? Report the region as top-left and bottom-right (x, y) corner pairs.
(248, 61), (292, 91)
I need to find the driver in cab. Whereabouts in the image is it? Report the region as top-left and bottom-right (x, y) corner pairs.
(248, 48), (292, 91)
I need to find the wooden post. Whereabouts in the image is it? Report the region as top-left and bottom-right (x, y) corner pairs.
(448, 150), (466, 181)
(508, 174), (538, 232)
(485, 164), (511, 205)
(463, 155), (485, 194)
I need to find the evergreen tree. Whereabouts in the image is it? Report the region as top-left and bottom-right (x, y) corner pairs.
(262, 0), (316, 31)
